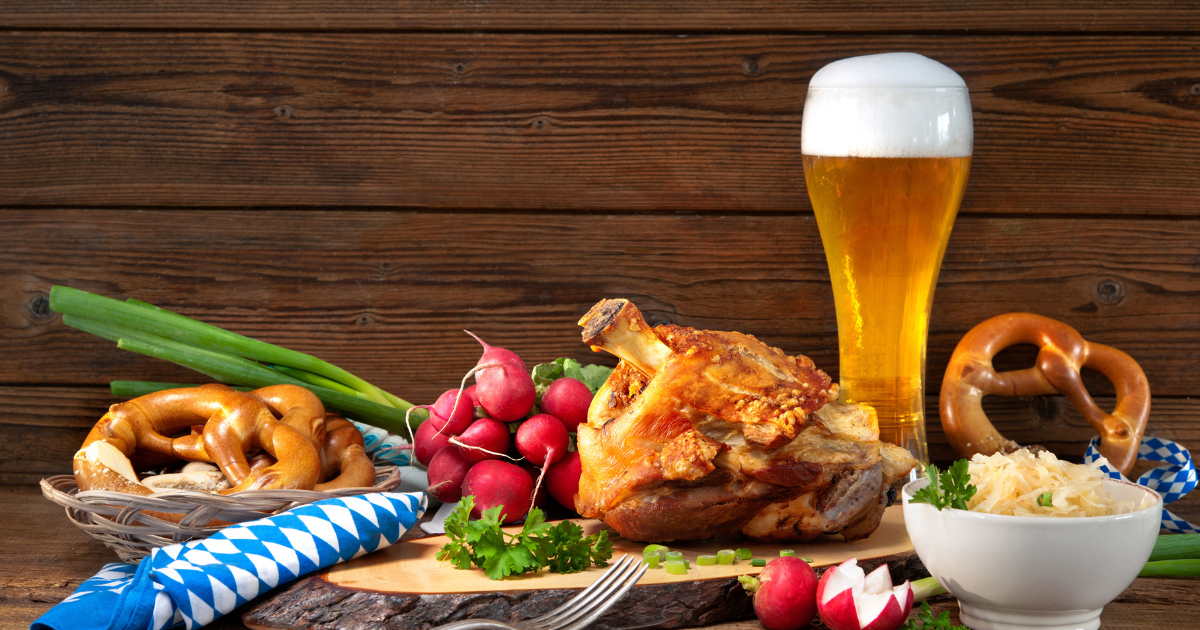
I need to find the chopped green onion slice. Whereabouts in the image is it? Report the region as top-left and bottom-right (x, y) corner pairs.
(1038, 492), (1054, 507)
(751, 558), (766, 567)
(665, 551), (683, 562)
(801, 557), (814, 563)
(697, 555), (717, 566)
(643, 544), (670, 558)
(717, 549), (736, 565)
(736, 548), (752, 560)
(665, 560), (688, 575)
(779, 550), (795, 557)
(645, 554), (660, 568)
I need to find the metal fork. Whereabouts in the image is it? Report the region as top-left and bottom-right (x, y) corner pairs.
(431, 554), (648, 630)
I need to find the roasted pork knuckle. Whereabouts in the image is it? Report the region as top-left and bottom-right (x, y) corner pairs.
(575, 298), (917, 542)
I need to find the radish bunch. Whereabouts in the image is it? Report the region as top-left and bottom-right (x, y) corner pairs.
(417, 333), (599, 524)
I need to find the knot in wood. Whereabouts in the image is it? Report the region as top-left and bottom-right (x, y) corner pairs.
(27, 293), (52, 321)
(1095, 279), (1125, 305)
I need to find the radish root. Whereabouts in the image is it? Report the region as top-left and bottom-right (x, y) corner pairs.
(448, 435), (523, 462)
(436, 361), (506, 437)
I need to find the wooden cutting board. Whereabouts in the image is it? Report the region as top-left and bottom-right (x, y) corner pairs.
(244, 505), (922, 630)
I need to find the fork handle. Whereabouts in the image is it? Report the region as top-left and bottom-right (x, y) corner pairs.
(431, 620), (523, 630)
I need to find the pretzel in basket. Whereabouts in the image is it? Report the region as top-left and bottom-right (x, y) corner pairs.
(939, 313), (1150, 476)
(315, 414), (377, 490)
(75, 384), (322, 501)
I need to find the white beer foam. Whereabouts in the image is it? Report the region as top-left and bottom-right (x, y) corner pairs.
(801, 53), (973, 158)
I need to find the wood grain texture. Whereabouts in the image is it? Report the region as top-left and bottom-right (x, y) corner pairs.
(2, 1), (1200, 32)
(1, 34), (1199, 213)
(4, 211), (1200, 398)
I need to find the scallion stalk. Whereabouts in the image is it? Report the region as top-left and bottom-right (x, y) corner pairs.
(111, 381), (249, 398)
(114, 333), (415, 440)
(911, 576), (948, 602)
(1139, 560), (1200, 578)
(269, 365), (362, 397)
(1149, 534), (1200, 562)
(50, 286), (406, 408)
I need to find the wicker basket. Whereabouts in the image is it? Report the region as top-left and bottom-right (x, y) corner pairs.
(42, 465), (403, 562)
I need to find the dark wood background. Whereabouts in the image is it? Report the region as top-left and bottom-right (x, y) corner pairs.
(3, 2), (1200, 627)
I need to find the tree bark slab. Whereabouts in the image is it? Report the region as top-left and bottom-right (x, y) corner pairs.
(242, 551), (924, 630)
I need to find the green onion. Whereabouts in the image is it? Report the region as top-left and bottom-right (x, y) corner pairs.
(269, 365), (362, 396)
(911, 576), (949, 602)
(113, 333), (415, 440)
(665, 551), (683, 562)
(801, 557), (814, 563)
(751, 558), (766, 567)
(717, 549), (736, 565)
(1149, 534), (1200, 562)
(779, 550), (795, 557)
(643, 544), (670, 558)
(1139, 560), (1200, 578)
(736, 548), (752, 560)
(644, 553), (660, 569)
(50, 286), (409, 409)
(697, 555), (717, 566)
(1038, 492), (1053, 507)
(111, 381), (247, 398)
(665, 560), (688, 575)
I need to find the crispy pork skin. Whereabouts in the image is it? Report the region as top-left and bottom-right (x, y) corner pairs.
(576, 299), (917, 542)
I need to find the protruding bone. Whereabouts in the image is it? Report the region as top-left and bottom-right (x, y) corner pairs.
(578, 299), (673, 376)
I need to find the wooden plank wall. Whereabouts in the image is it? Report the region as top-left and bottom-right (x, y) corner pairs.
(2, 2), (1199, 525)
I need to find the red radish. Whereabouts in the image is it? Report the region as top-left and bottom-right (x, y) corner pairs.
(738, 557), (818, 630)
(546, 451), (582, 512)
(426, 447), (471, 503)
(541, 378), (593, 432)
(516, 414), (569, 467)
(817, 558), (912, 630)
(465, 332), (536, 421)
(465, 330), (527, 371)
(464, 384), (479, 407)
(454, 418), (511, 464)
(519, 463), (549, 508)
(461, 460), (534, 524)
(414, 418), (452, 467)
(430, 389), (474, 435)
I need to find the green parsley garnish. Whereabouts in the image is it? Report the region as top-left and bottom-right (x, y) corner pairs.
(899, 601), (968, 630)
(909, 460), (977, 511)
(435, 496), (614, 580)
(1038, 491), (1054, 507)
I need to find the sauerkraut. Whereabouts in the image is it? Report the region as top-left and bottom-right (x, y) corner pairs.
(966, 449), (1132, 517)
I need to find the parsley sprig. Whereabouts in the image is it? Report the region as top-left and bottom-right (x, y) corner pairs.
(435, 496), (614, 580)
(900, 601), (968, 630)
(909, 459), (977, 511)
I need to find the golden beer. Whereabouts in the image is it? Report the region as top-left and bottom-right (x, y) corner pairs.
(804, 155), (970, 465)
(801, 53), (973, 468)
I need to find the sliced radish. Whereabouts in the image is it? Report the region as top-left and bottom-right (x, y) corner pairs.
(816, 558), (913, 630)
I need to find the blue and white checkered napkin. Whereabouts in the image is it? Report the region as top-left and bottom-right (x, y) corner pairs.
(1084, 436), (1198, 533)
(33, 492), (427, 630)
(352, 419), (414, 466)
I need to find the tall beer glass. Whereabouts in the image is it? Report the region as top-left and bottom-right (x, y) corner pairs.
(802, 53), (972, 467)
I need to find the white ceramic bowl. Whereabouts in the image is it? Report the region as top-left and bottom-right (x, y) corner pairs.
(902, 477), (1161, 630)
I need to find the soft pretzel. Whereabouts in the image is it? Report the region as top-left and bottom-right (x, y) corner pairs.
(250, 384), (327, 449)
(73, 385), (281, 521)
(171, 384), (326, 458)
(315, 414), (377, 491)
(76, 385), (321, 501)
(939, 313), (1150, 476)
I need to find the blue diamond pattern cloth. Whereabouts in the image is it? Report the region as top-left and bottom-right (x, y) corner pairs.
(33, 491), (426, 630)
(1084, 436), (1198, 533)
(352, 419), (413, 466)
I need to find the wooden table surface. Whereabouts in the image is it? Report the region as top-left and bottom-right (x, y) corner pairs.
(6, 484), (1198, 630)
